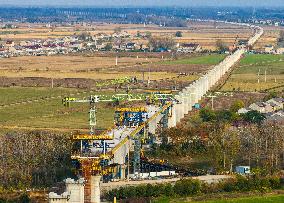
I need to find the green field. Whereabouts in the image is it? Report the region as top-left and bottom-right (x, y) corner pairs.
(0, 87), (118, 132)
(221, 54), (284, 92)
(239, 54), (284, 66)
(160, 54), (226, 65)
(155, 194), (284, 203)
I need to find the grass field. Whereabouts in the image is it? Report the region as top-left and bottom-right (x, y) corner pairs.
(239, 54), (284, 66)
(0, 87), (120, 132)
(0, 54), (180, 80)
(160, 54), (226, 65)
(155, 194), (284, 203)
(0, 53), (230, 132)
(0, 54), (226, 80)
(221, 54), (284, 92)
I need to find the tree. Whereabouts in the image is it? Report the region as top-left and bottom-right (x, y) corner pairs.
(216, 110), (235, 123)
(148, 37), (175, 52)
(114, 27), (122, 34)
(78, 32), (91, 41)
(145, 32), (152, 38)
(216, 39), (228, 53)
(230, 100), (245, 113)
(105, 43), (113, 51)
(242, 111), (265, 124)
(199, 108), (216, 122)
(278, 30), (284, 42)
(175, 31), (183, 37)
(263, 91), (278, 101)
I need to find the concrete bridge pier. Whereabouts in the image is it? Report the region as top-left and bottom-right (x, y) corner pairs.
(119, 165), (127, 180)
(149, 118), (157, 135)
(179, 92), (187, 117)
(91, 176), (101, 203)
(168, 104), (177, 128)
(184, 92), (191, 113)
(174, 95), (184, 123)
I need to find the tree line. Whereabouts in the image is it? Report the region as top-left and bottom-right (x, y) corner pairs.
(150, 100), (284, 175)
(105, 175), (283, 201)
(0, 131), (74, 189)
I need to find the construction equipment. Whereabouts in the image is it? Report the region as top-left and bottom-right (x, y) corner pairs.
(114, 107), (148, 127)
(95, 77), (131, 88)
(62, 93), (174, 133)
(63, 92), (175, 181)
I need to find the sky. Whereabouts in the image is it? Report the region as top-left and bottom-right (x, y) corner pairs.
(0, 0), (282, 7)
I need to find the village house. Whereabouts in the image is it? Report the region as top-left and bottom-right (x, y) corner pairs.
(264, 45), (275, 54)
(249, 102), (274, 113)
(237, 40), (249, 49)
(5, 40), (15, 48)
(237, 107), (252, 114)
(267, 98), (284, 109)
(177, 43), (201, 53)
(265, 110), (284, 125)
(276, 47), (284, 55)
(125, 42), (136, 50)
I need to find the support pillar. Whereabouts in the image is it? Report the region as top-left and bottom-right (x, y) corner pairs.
(65, 178), (84, 203)
(168, 104), (177, 128)
(91, 176), (101, 203)
(133, 136), (141, 176)
(120, 165), (126, 180)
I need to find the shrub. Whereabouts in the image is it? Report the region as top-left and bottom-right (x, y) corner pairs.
(105, 176), (281, 201)
(235, 175), (250, 191)
(163, 183), (174, 196)
(173, 179), (201, 196)
(268, 176), (281, 189)
(222, 179), (238, 192)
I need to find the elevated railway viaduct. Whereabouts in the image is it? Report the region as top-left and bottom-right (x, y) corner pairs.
(48, 22), (263, 203)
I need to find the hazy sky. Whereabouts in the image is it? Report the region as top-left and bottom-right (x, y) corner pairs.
(0, 0), (282, 7)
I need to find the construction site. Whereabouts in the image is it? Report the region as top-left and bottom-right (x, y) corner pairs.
(46, 21), (264, 203)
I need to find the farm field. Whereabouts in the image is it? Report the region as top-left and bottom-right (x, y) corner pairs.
(0, 52), (229, 132)
(252, 26), (281, 51)
(0, 54), (179, 81)
(160, 54), (226, 65)
(0, 54), (225, 82)
(221, 54), (284, 92)
(155, 194), (284, 203)
(0, 87), (125, 132)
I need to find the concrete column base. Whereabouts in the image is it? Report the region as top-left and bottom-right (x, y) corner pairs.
(91, 176), (101, 203)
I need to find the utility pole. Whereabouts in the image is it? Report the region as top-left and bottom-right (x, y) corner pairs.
(115, 55), (118, 66)
(257, 69), (260, 84)
(265, 69), (267, 83)
(146, 58), (151, 86)
(51, 78), (54, 88)
(208, 95), (217, 110)
(148, 66), (151, 86)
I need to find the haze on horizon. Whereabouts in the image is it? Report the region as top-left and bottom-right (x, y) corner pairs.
(0, 0), (283, 7)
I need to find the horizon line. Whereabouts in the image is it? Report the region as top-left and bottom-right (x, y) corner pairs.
(0, 5), (283, 9)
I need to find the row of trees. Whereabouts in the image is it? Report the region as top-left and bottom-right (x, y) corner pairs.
(105, 176), (282, 201)
(0, 131), (73, 189)
(148, 36), (176, 52)
(206, 123), (284, 174)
